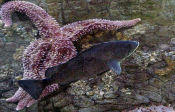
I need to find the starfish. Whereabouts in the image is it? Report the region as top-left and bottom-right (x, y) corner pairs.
(0, 1), (141, 111)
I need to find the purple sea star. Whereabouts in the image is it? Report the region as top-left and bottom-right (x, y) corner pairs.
(0, 1), (141, 111)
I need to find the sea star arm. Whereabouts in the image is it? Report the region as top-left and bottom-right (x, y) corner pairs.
(16, 94), (33, 111)
(15, 84), (59, 111)
(6, 88), (27, 102)
(6, 70), (42, 102)
(0, 1), (61, 38)
(6, 71), (43, 103)
(61, 18), (141, 41)
(22, 40), (52, 71)
(6, 39), (77, 111)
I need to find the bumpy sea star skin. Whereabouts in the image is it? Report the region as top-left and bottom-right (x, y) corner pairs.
(7, 38), (77, 111)
(61, 18), (141, 41)
(0, 1), (61, 38)
(124, 105), (175, 112)
(0, 1), (141, 111)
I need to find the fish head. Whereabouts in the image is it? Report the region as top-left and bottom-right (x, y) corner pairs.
(113, 40), (139, 60)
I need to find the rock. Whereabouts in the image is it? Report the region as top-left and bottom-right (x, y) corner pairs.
(126, 105), (175, 112)
(157, 26), (170, 37)
(159, 44), (170, 51)
(135, 94), (150, 103)
(170, 38), (175, 45)
(60, 104), (77, 112)
(78, 106), (105, 112)
(73, 96), (94, 108)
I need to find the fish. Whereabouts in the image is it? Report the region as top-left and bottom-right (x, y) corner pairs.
(18, 40), (139, 100)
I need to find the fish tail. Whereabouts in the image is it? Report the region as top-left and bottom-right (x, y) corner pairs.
(18, 79), (48, 100)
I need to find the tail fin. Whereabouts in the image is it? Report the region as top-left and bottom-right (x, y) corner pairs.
(18, 80), (46, 100)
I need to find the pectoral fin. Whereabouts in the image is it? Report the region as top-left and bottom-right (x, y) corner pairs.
(107, 60), (121, 75)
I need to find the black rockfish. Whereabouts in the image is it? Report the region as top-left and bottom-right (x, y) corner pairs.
(18, 40), (139, 100)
